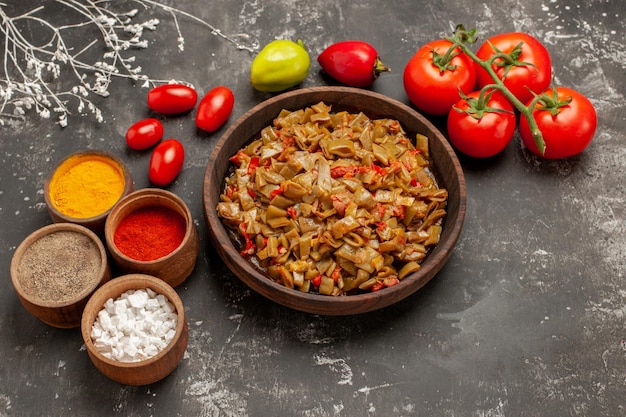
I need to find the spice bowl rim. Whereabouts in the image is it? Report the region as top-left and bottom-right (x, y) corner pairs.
(202, 86), (467, 315)
(104, 187), (197, 265)
(44, 150), (134, 224)
(80, 273), (188, 385)
(10, 222), (110, 309)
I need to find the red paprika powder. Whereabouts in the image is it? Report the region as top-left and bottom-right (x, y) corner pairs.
(113, 206), (186, 261)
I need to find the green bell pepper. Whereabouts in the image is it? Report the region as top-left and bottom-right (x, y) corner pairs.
(250, 39), (310, 93)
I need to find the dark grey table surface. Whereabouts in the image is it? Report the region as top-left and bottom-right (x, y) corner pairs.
(1, 1), (624, 416)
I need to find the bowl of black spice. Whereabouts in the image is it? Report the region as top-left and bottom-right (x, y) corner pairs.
(10, 223), (112, 328)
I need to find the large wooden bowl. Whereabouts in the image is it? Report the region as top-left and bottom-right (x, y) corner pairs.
(81, 274), (188, 386)
(203, 86), (466, 315)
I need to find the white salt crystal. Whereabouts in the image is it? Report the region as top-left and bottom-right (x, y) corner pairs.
(127, 289), (149, 308)
(119, 318), (131, 334)
(91, 326), (102, 339)
(103, 298), (115, 313)
(148, 335), (162, 345)
(144, 345), (158, 357)
(98, 309), (112, 328)
(125, 307), (136, 321)
(110, 314), (120, 329)
(113, 298), (128, 316)
(145, 298), (160, 311)
(126, 339), (139, 356)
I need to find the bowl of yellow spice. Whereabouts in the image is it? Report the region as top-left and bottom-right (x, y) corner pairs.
(45, 151), (134, 235)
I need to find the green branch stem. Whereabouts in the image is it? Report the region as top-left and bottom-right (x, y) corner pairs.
(448, 31), (546, 154)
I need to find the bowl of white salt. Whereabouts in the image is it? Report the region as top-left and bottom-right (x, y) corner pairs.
(80, 274), (188, 386)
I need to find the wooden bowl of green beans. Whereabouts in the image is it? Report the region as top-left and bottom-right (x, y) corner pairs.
(203, 86), (466, 315)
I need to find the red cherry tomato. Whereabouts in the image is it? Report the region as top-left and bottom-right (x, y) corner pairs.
(403, 39), (477, 115)
(447, 89), (517, 158)
(317, 40), (390, 87)
(195, 86), (235, 132)
(125, 118), (164, 150)
(519, 87), (597, 159)
(149, 139), (185, 186)
(475, 32), (552, 105)
(147, 84), (198, 115)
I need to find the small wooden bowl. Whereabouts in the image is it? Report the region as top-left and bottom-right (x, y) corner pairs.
(203, 86), (466, 315)
(81, 274), (188, 386)
(10, 223), (111, 328)
(105, 188), (199, 287)
(44, 150), (134, 236)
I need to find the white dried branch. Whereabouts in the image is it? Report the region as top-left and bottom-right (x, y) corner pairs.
(0, 0), (258, 127)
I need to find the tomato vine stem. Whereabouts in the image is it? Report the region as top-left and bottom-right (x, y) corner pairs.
(447, 25), (546, 155)
(453, 86), (514, 120)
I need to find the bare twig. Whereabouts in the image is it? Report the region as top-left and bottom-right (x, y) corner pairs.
(0, 0), (258, 127)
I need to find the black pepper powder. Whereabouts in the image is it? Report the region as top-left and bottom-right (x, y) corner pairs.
(16, 230), (102, 303)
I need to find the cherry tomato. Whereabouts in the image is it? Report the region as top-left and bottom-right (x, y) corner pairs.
(317, 40), (390, 87)
(519, 87), (597, 159)
(147, 84), (198, 114)
(125, 118), (164, 150)
(475, 32), (552, 105)
(403, 39), (477, 115)
(195, 86), (235, 132)
(149, 139), (185, 186)
(447, 89), (517, 158)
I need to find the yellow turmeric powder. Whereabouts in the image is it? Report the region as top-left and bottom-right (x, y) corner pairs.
(48, 153), (126, 218)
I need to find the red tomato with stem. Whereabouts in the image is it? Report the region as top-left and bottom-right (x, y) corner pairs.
(519, 86), (597, 159)
(195, 86), (235, 132)
(403, 39), (477, 115)
(125, 118), (164, 150)
(149, 139), (185, 186)
(147, 84), (198, 114)
(317, 40), (390, 87)
(475, 32), (552, 105)
(447, 89), (517, 158)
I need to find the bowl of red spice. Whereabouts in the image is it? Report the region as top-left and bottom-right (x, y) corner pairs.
(81, 273), (188, 386)
(44, 150), (134, 236)
(10, 222), (112, 328)
(105, 188), (199, 287)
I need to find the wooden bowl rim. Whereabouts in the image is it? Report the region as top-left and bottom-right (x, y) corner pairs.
(44, 150), (133, 223)
(203, 86), (466, 314)
(10, 223), (109, 308)
(104, 188), (196, 265)
(80, 273), (186, 369)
